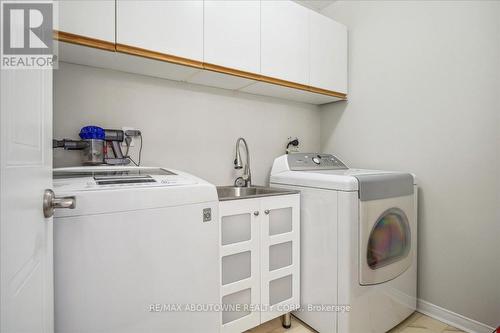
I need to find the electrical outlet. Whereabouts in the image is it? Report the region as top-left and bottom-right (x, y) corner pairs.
(122, 127), (139, 148)
(287, 137), (300, 153)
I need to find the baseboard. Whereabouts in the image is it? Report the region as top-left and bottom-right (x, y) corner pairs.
(417, 299), (494, 333)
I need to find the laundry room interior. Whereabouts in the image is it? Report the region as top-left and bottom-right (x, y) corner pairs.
(0, 1), (498, 333)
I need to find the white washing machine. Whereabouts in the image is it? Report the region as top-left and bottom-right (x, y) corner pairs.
(53, 166), (220, 333)
(270, 154), (417, 333)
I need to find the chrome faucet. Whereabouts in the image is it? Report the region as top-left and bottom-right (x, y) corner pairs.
(234, 137), (251, 187)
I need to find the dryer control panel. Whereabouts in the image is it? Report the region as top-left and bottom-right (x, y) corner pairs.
(287, 153), (348, 171)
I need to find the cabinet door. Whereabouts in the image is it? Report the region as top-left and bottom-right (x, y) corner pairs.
(310, 10), (348, 93)
(204, 0), (260, 73)
(219, 199), (261, 333)
(260, 194), (300, 323)
(55, 0), (115, 42)
(261, 1), (309, 85)
(117, 0), (203, 61)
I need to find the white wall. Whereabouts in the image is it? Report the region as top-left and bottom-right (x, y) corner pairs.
(53, 62), (320, 185)
(321, 0), (500, 328)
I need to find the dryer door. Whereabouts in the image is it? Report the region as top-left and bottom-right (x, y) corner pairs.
(359, 194), (414, 285)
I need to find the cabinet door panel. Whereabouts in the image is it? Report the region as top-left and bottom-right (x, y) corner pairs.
(269, 274), (293, 305)
(222, 288), (252, 325)
(221, 213), (252, 246)
(310, 10), (348, 93)
(268, 207), (293, 235)
(222, 251), (252, 285)
(55, 0), (115, 42)
(261, 1), (309, 85)
(269, 241), (293, 271)
(204, 0), (260, 73)
(117, 0), (203, 61)
(219, 199), (261, 333)
(260, 194), (300, 323)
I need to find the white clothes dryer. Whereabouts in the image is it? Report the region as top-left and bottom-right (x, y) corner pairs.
(270, 153), (417, 333)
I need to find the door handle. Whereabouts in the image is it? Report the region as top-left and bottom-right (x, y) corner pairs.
(43, 189), (76, 218)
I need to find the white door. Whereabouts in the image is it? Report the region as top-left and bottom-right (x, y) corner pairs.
(204, 0), (260, 73)
(260, 194), (300, 323)
(219, 199), (261, 333)
(54, 0), (115, 42)
(309, 10), (348, 93)
(260, 0), (309, 85)
(117, 0), (204, 61)
(0, 68), (53, 331)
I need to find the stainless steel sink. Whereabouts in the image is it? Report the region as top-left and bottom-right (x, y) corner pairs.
(217, 186), (299, 201)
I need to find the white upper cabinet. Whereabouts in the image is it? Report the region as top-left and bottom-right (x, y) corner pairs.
(309, 10), (348, 93)
(261, 1), (309, 85)
(117, 0), (204, 61)
(55, 0), (115, 42)
(57, 0), (348, 104)
(204, 1), (260, 73)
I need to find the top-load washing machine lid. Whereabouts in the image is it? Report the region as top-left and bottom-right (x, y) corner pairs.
(270, 153), (416, 191)
(53, 166), (198, 190)
(52, 166), (218, 217)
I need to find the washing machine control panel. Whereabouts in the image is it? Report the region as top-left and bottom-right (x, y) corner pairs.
(287, 153), (348, 171)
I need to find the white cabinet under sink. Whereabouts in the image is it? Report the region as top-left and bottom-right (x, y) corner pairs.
(116, 0), (204, 61)
(260, 1), (309, 85)
(219, 194), (300, 333)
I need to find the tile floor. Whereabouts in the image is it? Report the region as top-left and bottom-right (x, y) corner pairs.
(246, 312), (466, 333)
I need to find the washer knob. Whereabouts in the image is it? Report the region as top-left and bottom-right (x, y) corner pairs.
(312, 156), (321, 165)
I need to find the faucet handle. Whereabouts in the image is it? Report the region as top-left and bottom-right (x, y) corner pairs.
(234, 177), (247, 187)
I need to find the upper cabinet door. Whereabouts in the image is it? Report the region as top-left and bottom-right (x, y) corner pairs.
(261, 1), (309, 85)
(55, 0), (115, 42)
(309, 11), (348, 93)
(204, 1), (260, 73)
(117, 0), (203, 61)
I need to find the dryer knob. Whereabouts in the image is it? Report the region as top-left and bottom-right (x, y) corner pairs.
(312, 156), (321, 165)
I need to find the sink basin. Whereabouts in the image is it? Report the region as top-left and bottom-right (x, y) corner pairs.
(217, 186), (299, 201)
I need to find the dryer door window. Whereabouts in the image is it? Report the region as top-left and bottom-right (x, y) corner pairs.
(367, 208), (410, 270)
